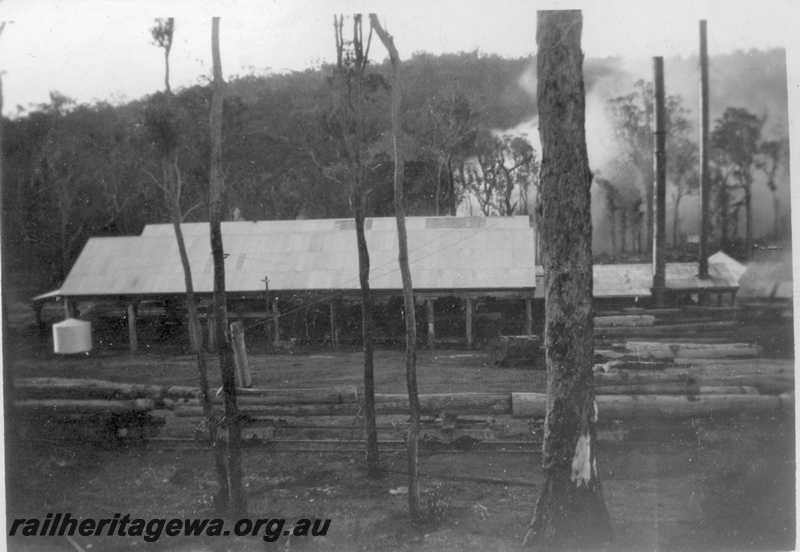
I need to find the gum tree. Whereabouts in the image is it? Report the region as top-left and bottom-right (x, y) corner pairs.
(528, 10), (614, 548)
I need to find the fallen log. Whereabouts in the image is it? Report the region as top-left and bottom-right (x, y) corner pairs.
(595, 360), (674, 372)
(595, 320), (737, 338)
(15, 378), (166, 401)
(15, 399), (155, 414)
(175, 392), (512, 417)
(594, 372), (695, 386)
(594, 315), (655, 327)
(672, 358), (794, 369)
(170, 385), (358, 405)
(594, 384), (759, 395)
(693, 376), (793, 395)
(373, 392), (511, 415)
(175, 403), (358, 418)
(511, 393), (791, 419)
(623, 342), (761, 360)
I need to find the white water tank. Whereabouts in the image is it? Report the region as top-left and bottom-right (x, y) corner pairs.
(53, 318), (92, 354)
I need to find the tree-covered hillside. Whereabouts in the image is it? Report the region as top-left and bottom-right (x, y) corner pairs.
(1, 48), (789, 296)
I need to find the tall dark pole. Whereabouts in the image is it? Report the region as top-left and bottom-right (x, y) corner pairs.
(698, 20), (710, 278)
(652, 57), (667, 307)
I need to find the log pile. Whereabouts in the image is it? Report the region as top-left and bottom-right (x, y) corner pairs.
(14, 378), (167, 444)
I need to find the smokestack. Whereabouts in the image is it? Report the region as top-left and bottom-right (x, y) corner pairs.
(652, 57), (667, 307)
(698, 20), (710, 278)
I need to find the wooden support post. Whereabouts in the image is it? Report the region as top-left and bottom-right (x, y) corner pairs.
(271, 299), (280, 346)
(230, 321), (252, 388)
(698, 20), (710, 279)
(652, 56), (667, 308)
(427, 299), (435, 350)
(329, 300), (339, 349)
(465, 298), (473, 350)
(263, 277), (271, 341)
(127, 302), (138, 354)
(525, 298), (533, 336)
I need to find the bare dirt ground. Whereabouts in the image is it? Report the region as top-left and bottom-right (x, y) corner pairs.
(5, 337), (796, 551)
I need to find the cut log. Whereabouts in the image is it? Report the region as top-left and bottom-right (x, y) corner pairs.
(168, 385), (358, 404)
(510, 393), (547, 418)
(15, 399), (155, 414)
(672, 358), (794, 369)
(623, 342), (761, 360)
(595, 320), (736, 338)
(693, 376), (793, 395)
(15, 378), (166, 401)
(175, 392), (512, 418)
(594, 384), (759, 395)
(595, 360), (674, 372)
(594, 315), (655, 327)
(175, 403), (358, 418)
(491, 335), (542, 367)
(511, 392), (790, 419)
(594, 372), (695, 386)
(373, 392), (511, 415)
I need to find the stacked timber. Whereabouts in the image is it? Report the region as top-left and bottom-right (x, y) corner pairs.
(593, 308), (743, 345)
(172, 389), (512, 417)
(14, 377), (168, 443)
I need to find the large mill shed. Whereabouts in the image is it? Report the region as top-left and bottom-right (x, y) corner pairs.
(38, 216), (538, 350)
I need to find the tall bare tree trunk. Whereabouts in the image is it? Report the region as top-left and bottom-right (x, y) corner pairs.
(209, 17), (247, 518)
(152, 17), (227, 509)
(528, 11), (614, 548)
(333, 14), (380, 477)
(164, 160), (228, 511)
(1, 28), (18, 447)
(354, 190), (380, 476)
(370, 14), (422, 521)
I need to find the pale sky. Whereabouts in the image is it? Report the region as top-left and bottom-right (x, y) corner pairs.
(0, 0), (797, 115)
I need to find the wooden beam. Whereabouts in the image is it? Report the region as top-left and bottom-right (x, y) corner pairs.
(426, 299), (435, 350)
(127, 302), (138, 353)
(465, 298), (473, 349)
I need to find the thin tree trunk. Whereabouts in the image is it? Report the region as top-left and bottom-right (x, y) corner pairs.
(209, 17), (246, 518)
(164, 159), (228, 511)
(354, 191), (380, 476)
(528, 10), (614, 548)
(154, 18), (228, 510)
(0, 47), (19, 447)
(370, 14), (422, 521)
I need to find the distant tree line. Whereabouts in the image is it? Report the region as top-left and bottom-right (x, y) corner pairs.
(1, 48), (789, 294)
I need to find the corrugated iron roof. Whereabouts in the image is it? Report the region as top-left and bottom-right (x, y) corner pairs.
(58, 217), (537, 297)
